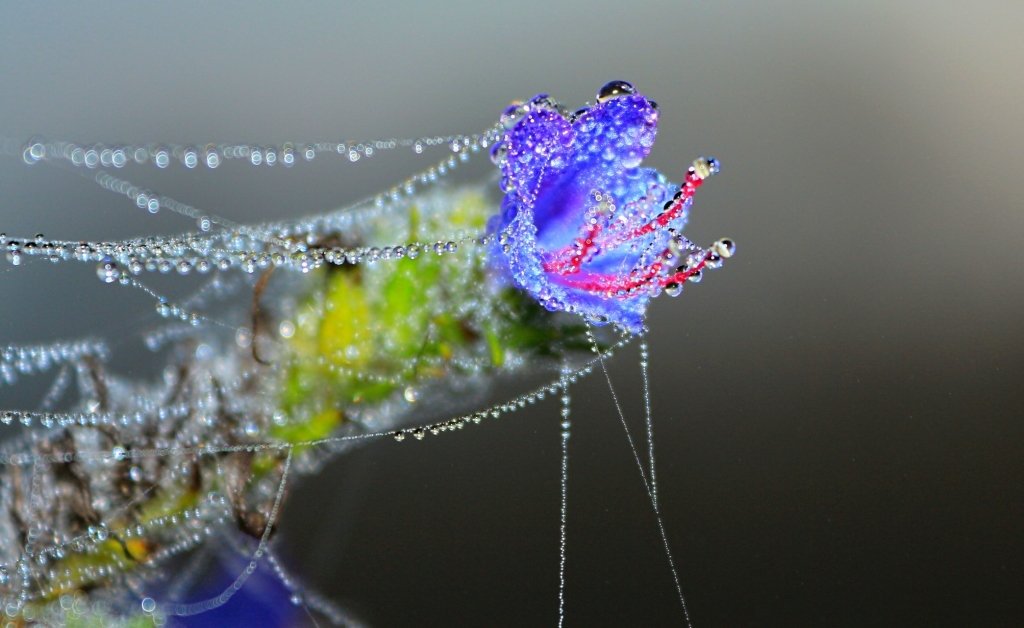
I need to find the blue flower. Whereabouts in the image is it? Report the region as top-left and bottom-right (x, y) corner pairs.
(490, 81), (728, 332)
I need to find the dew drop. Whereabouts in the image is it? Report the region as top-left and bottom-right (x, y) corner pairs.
(153, 148), (170, 168)
(182, 147), (198, 169)
(96, 257), (122, 284)
(87, 524), (108, 542)
(22, 139), (45, 165)
(490, 143), (508, 166)
(278, 320), (295, 338)
(204, 148), (221, 169)
(714, 238), (736, 258)
(596, 80), (636, 103)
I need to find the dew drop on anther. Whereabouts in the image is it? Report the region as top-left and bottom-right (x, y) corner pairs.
(713, 238), (736, 258)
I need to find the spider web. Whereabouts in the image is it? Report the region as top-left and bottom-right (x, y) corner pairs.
(0, 131), (690, 626)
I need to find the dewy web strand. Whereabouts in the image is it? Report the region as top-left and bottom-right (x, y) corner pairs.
(0, 82), (733, 624)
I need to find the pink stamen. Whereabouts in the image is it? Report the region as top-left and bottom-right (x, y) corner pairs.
(541, 167), (708, 279)
(629, 169), (705, 240)
(554, 250), (712, 298)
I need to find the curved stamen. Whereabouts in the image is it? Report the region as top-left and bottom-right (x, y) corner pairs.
(541, 157), (719, 286)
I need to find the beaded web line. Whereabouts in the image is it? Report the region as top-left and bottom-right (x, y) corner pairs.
(0, 85), (730, 625)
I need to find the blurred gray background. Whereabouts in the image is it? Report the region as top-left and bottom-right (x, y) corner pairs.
(1, 1), (1022, 626)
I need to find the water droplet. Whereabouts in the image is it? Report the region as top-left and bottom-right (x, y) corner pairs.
(596, 80), (636, 103)
(668, 237), (684, 258)
(22, 138), (45, 165)
(87, 524), (108, 542)
(96, 257), (121, 283)
(490, 143), (508, 166)
(204, 148), (221, 169)
(183, 147), (199, 168)
(278, 320), (295, 338)
(713, 238), (736, 258)
(153, 148), (170, 168)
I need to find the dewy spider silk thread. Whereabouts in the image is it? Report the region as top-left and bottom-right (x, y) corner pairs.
(0, 81), (733, 625)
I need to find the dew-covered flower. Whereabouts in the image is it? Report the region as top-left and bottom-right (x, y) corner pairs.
(490, 81), (732, 332)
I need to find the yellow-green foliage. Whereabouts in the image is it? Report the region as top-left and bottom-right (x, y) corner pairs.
(277, 189), (495, 439)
